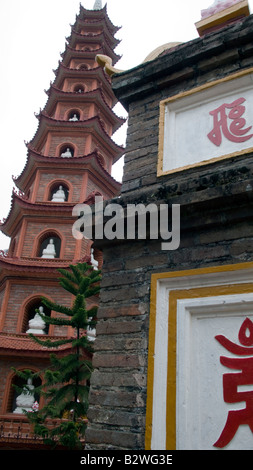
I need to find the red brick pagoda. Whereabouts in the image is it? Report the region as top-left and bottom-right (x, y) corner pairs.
(0, 2), (123, 449)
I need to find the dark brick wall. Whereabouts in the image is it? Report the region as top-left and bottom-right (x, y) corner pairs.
(85, 15), (253, 449)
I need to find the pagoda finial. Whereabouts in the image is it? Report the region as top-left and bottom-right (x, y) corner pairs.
(93, 0), (102, 10)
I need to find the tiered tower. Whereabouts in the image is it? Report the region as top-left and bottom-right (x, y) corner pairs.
(0, 2), (123, 449)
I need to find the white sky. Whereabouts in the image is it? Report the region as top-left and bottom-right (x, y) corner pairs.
(0, 0), (252, 249)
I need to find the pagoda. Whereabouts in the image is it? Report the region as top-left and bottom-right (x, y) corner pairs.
(0, 1), (124, 449)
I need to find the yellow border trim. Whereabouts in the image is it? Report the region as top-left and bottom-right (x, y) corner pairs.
(145, 261), (253, 450)
(167, 282), (253, 449)
(157, 67), (253, 177)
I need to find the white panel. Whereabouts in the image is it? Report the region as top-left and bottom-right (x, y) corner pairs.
(161, 72), (253, 173)
(176, 294), (253, 450)
(150, 265), (253, 450)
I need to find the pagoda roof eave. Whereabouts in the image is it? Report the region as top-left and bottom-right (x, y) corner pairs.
(0, 332), (74, 357)
(2, 184), (121, 238)
(61, 43), (121, 67)
(0, 331), (92, 359)
(66, 29), (121, 51)
(72, 15), (121, 42)
(3, 158), (122, 236)
(0, 258), (74, 289)
(52, 63), (117, 104)
(0, 255), (73, 270)
(14, 148), (122, 190)
(79, 4), (120, 35)
(0, 191), (74, 236)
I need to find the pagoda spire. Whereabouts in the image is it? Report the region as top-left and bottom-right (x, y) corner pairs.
(93, 0), (103, 10)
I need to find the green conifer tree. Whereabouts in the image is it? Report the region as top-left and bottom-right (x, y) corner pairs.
(13, 262), (100, 449)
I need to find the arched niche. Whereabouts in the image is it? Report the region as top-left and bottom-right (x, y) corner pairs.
(78, 63), (89, 70)
(59, 144), (75, 158)
(6, 371), (42, 414)
(67, 109), (80, 122)
(49, 182), (69, 202)
(36, 231), (62, 259)
(21, 297), (51, 335)
(73, 84), (85, 93)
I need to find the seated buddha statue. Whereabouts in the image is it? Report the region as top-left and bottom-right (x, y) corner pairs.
(61, 147), (72, 158)
(41, 239), (56, 259)
(69, 113), (79, 121)
(51, 185), (66, 202)
(26, 306), (46, 335)
(13, 378), (35, 414)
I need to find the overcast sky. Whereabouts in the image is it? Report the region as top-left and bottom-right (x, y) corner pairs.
(0, 0), (252, 249)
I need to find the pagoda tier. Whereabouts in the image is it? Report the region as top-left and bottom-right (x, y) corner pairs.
(78, 4), (120, 35)
(43, 84), (124, 133)
(65, 30), (120, 60)
(28, 112), (124, 165)
(0, 3), (123, 441)
(51, 61), (118, 106)
(1, 152), (121, 240)
(61, 44), (120, 66)
(12, 148), (121, 197)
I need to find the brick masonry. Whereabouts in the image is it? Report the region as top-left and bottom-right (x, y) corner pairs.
(85, 15), (253, 449)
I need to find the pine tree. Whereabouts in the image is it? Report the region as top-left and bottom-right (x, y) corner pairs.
(13, 262), (100, 449)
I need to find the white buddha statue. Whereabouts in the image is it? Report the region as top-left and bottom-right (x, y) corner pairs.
(87, 320), (96, 342)
(26, 306), (46, 335)
(91, 248), (98, 270)
(69, 114), (79, 122)
(51, 185), (66, 202)
(61, 147), (72, 158)
(13, 378), (35, 414)
(41, 239), (56, 259)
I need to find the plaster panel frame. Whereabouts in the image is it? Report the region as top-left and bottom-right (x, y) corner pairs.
(157, 68), (253, 176)
(146, 262), (253, 450)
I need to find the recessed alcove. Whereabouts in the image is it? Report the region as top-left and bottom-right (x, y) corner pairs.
(78, 63), (89, 70)
(7, 373), (42, 414)
(37, 232), (61, 259)
(59, 144), (75, 158)
(73, 84), (85, 93)
(50, 182), (69, 202)
(68, 110), (80, 121)
(22, 297), (51, 335)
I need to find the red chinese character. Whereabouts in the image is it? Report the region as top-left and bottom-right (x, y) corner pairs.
(208, 97), (253, 147)
(214, 318), (253, 448)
